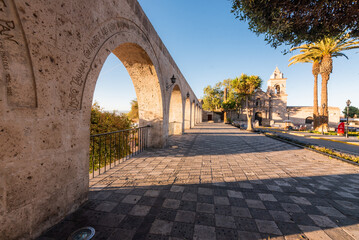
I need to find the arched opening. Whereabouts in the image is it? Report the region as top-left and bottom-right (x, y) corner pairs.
(197, 104), (201, 123)
(84, 42), (163, 147)
(92, 53), (136, 116)
(198, 105), (201, 123)
(82, 41), (164, 179)
(195, 103), (199, 124)
(275, 85), (281, 94)
(112, 43), (162, 131)
(191, 101), (196, 127)
(169, 85), (183, 135)
(255, 112), (263, 126)
(305, 116), (314, 124)
(184, 97), (191, 130)
(255, 98), (261, 107)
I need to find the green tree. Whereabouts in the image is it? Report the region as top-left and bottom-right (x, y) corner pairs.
(288, 45), (321, 129)
(221, 79), (245, 121)
(343, 106), (359, 118)
(202, 83), (223, 113)
(232, 74), (262, 131)
(128, 99), (139, 121)
(231, 0), (359, 48)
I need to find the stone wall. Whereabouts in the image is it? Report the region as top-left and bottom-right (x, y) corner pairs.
(0, 0), (201, 239)
(202, 111), (223, 123)
(288, 106), (341, 127)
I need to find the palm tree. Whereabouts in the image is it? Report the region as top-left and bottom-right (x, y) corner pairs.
(290, 34), (359, 131)
(311, 35), (359, 130)
(288, 45), (321, 129)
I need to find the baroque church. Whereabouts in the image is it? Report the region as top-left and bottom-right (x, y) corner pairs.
(203, 67), (340, 128)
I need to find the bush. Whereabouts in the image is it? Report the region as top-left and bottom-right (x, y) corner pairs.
(91, 102), (132, 135)
(90, 102), (133, 173)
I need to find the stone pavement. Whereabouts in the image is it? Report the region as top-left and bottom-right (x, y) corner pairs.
(39, 123), (359, 240)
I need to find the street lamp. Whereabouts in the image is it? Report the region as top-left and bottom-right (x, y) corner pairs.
(166, 75), (176, 90)
(346, 99), (351, 138)
(321, 103), (326, 135)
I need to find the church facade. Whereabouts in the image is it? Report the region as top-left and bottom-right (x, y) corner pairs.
(203, 67), (341, 129)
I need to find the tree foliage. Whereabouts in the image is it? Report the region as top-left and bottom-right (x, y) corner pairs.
(232, 74), (262, 131)
(128, 99), (139, 121)
(231, 0), (359, 48)
(202, 75), (261, 130)
(343, 106), (359, 118)
(202, 83), (224, 111)
(231, 74), (262, 97)
(91, 102), (132, 135)
(221, 79), (243, 111)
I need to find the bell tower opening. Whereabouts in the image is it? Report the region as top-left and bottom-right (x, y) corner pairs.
(268, 67), (287, 95)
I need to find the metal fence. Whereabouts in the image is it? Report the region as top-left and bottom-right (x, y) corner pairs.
(89, 125), (150, 178)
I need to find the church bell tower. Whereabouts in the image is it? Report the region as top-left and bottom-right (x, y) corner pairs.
(267, 67), (288, 121)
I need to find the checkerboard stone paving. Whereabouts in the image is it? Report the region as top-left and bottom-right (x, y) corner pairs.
(39, 123), (359, 240)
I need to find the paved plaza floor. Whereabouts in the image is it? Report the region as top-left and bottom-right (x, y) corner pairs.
(39, 123), (359, 240)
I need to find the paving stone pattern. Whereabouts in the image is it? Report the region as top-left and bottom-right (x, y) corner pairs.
(39, 123), (359, 240)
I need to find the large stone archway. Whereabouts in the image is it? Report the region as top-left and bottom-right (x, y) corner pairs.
(0, 1), (202, 239)
(191, 101), (196, 128)
(184, 97), (191, 129)
(82, 37), (164, 148)
(168, 84), (183, 135)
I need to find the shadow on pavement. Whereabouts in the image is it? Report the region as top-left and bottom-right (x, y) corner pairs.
(39, 173), (359, 240)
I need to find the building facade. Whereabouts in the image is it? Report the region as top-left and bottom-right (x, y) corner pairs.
(203, 67), (341, 128)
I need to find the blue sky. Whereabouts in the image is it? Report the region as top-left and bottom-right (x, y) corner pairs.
(93, 0), (359, 113)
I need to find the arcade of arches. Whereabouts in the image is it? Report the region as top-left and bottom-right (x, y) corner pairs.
(0, 0), (202, 239)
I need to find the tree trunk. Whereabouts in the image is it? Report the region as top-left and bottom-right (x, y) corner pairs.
(320, 74), (329, 132)
(319, 55), (332, 132)
(246, 97), (253, 131)
(313, 74), (319, 130)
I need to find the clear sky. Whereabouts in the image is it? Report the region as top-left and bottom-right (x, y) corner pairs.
(93, 0), (359, 113)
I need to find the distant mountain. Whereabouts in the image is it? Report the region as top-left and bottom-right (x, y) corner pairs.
(104, 109), (130, 115)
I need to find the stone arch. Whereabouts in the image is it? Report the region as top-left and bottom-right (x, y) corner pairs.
(196, 103), (200, 123)
(184, 97), (191, 130)
(168, 85), (183, 135)
(305, 116), (314, 124)
(255, 112), (263, 126)
(191, 101), (196, 127)
(1, 2), (201, 239)
(198, 106), (202, 123)
(81, 19), (164, 148)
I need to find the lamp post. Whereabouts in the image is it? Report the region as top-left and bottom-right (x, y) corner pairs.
(346, 100), (351, 138)
(166, 75), (176, 90)
(321, 103), (326, 135)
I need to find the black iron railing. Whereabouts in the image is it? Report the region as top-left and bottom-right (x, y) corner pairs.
(89, 125), (150, 178)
